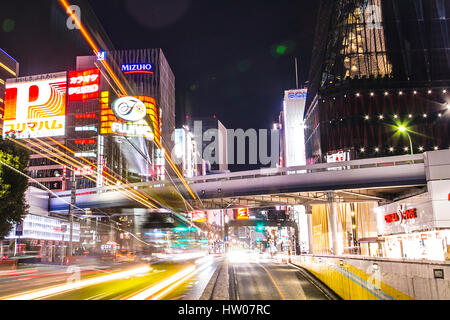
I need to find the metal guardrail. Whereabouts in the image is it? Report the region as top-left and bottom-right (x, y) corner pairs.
(187, 154), (424, 184)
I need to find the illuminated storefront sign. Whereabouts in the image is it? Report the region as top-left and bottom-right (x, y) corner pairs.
(288, 92), (307, 99)
(385, 207), (417, 224)
(6, 214), (80, 242)
(121, 63), (153, 75)
(75, 166), (95, 176)
(111, 122), (154, 139)
(74, 139), (96, 144)
(75, 125), (97, 132)
(74, 151), (96, 158)
(68, 68), (100, 101)
(108, 96), (155, 140)
(112, 96), (147, 122)
(189, 210), (207, 222)
(3, 72), (67, 139)
(236, 208), (249, 220)
(326, 151), (350, 163)
(97, 51), (106, 61)
(76, 113), (97, 119)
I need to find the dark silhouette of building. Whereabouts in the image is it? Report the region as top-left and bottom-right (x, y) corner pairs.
(304, 0), (450, 164)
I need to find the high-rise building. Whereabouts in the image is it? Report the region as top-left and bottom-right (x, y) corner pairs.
(3, 48), (175, 191)
(173, 126), (204, 177)
(304, 0), (450, 164)
(279, 89), (307, 167)
(0, 48), (19, 133)
(187, 117), (228, 172)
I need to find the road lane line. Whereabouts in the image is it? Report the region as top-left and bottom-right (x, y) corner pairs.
(258, 263), (286, 300)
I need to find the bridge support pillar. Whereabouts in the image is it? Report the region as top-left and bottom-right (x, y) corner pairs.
(305, 205), (313, 254)
(326, 192), (342, 255)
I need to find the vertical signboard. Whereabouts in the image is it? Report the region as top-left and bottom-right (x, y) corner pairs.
(236, 208), (249, 220)
(68, 68), (100, 101)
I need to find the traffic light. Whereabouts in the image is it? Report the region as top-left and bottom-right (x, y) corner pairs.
(256, 223), (264, 232)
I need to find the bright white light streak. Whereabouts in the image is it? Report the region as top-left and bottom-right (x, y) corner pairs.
(3, 266), (151, 300)
(127, 266), (196, 300)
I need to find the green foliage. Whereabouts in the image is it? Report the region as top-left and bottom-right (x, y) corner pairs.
(0, 139), (30, 237)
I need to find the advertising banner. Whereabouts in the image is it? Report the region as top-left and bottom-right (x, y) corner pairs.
(3, 72), (67, 139)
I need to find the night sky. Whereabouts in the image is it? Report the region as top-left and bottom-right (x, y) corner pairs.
(1, 0), (318, 169)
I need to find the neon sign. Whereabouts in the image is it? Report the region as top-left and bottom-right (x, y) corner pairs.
(237, 208), (249, 220)
(74, 139), (96, 145)
(121, 63), (153, 75)
(112, 96), (147, 122)
(75, 166), (95, 176)
(288, 92), (307, 99)
(189, 210), (207, 222)
(111, 122), (154, 140)
(385, 207), (417, 224)
(68, 69), (100, 101)
(3, 72), (67, 139)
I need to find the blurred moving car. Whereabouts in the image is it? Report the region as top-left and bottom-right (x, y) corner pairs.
(114, 249), (136, 262)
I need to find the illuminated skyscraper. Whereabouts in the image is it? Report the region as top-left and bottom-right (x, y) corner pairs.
(305, 0), (450, 164)
(281, 89), (307, 167)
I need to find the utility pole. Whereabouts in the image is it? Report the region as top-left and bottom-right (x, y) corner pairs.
(68, 170), (76, 263)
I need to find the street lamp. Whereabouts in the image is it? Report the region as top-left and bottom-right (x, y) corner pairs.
(397, 125), (414, 155)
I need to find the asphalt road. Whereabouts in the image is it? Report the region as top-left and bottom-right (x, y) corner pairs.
(232, 262), (329, 300)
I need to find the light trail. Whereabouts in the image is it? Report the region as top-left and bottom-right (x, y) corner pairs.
(1, 265), (152, 300)
(58, 0), (199, 202)
(125, 265), (196, 300)
(58, 0), (128, 96)
(44, 137), (160, 208)
(125, 256), (214, 300)
(9, 136), (156, 210)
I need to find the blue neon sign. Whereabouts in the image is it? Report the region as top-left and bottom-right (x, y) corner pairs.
(121, 63), (153, 74)
(288, 92), (307, 99)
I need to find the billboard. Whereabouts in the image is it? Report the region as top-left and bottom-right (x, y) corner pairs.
(236, 208), (249, 220)
(68, 68), (100, 101)
(3, 72), (67, 139)
(189, 210), (207, 222)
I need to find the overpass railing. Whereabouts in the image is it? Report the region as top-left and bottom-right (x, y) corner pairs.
(50, 154), (425, 199)
(187, 154), (425, 184)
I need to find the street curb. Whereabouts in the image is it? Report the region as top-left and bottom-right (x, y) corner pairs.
(199, 258), (229, 300)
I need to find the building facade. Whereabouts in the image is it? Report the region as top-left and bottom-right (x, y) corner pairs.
(304, 0), (450, 164)
(279, 88), (307, 167)
(0, 48), (19, 134)
(187, 117), (228, 172)
(2, 48), (175, 192)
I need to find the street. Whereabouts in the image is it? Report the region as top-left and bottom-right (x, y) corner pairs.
(231, 262), (329, 300)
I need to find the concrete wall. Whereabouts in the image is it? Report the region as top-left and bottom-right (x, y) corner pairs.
(291, 255), (450, 300)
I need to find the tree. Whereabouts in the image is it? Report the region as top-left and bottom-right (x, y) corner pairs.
(0, 139), (30, 238)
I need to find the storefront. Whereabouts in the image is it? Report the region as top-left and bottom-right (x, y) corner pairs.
(376, 191), (450, 261)
(5, 214), (80, 263)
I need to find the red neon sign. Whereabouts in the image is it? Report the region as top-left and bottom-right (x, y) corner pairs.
(74, 139), (96, 145)
(237, 208), (249, 220)
(68, 69), (100, 101)
(75, 113), (97, 119)
(189, 210), (207, 222)
(384, 208), (417, 223)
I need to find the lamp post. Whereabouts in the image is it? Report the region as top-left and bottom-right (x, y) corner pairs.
(398, 125), (414, 156)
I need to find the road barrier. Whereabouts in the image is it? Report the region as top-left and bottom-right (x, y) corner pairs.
(291, 255), (450, 300)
